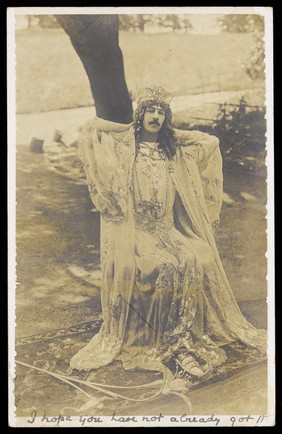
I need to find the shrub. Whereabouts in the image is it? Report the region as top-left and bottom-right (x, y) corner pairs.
(209, 98), (266, 172)
(174, 97), (266, 174)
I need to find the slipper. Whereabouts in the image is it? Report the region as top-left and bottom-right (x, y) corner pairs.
(177, 354), (206, 378)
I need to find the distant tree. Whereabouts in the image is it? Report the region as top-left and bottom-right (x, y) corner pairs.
(182, 16), (193, 33)
(162, 14), (182, 32)
(34, 15), (60, 28)
(27, 15), (32, 28)
(118, 14), (149, 32)
(219, 14), (264, 33)
(134, 15), (150, 32)
(118, 15), (133, 32)
(118, 13), (192, 33)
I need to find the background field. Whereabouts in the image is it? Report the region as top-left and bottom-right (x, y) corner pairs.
(15, 28), (264, 113)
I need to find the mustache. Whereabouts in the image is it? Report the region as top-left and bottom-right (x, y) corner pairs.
(149, 120), (161, 126)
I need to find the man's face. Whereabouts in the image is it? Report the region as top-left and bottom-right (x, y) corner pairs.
(142, 104), (166, 134)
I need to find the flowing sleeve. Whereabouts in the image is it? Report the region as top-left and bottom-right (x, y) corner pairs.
(78, 117), (135, 221)
(174, 129), (223, 229)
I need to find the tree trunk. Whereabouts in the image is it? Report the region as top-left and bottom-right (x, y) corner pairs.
(54, 15), (133, 123)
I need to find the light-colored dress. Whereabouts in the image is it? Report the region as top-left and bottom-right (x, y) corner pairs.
(70, 117), (266, 375)
(120, 141), (225, 370)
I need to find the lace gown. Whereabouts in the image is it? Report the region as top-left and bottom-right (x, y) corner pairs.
(118, 141), (228, 372)
(70, 119), (266, 375)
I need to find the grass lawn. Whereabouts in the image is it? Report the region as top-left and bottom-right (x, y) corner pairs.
(15, 27), (264, 113)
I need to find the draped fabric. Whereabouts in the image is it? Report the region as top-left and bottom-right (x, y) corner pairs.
(70, 117), (266, 375)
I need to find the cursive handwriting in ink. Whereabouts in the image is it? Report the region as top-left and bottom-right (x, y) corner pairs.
(28, 410), (72, 425)
(79, 416), (103, 425)
(111, 411), (138, 423)
(27, 410), (37, 424)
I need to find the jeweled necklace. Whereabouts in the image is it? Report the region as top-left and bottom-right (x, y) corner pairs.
(138, 144), (166, 161)
(133, 157), (169, 221)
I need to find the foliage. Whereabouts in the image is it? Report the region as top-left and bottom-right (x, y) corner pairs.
(174, 97), (266, 173)
(244, 33), (265, 80)
(208, 98), (266, 172)
(119, 15), (147, 32)
(218, 14), (264, 33)
(160, 14), (182, 32)
(118, 15), (134, 32)
(118, 14), (192, 32)
(33, 15), (60, 28)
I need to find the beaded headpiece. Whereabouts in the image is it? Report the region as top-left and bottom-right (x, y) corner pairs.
(136, 85), (173, 106)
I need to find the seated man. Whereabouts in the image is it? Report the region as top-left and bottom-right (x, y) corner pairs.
(70, 86), (266, 377)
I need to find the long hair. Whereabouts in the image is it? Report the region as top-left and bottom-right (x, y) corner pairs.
(134, 100), (177, 159)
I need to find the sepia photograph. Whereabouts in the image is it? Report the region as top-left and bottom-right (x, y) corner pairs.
(8, 6), (274, 427)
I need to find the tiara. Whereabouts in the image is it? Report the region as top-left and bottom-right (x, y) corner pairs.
(136, 85), (173, 105)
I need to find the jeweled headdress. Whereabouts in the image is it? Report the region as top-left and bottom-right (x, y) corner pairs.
(136, 85), (173, 106)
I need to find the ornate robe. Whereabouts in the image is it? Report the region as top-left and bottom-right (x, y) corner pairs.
(70, 117), (266, 374)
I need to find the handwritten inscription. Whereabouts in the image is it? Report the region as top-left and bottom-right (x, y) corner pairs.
(111, 411), (164, 423)
(27, 410), (269, 427)
(28, 411), (103, 426)
(79, 416), (103, 426)
(170, 414), (220, 425)
(28, 411), (73, 426)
